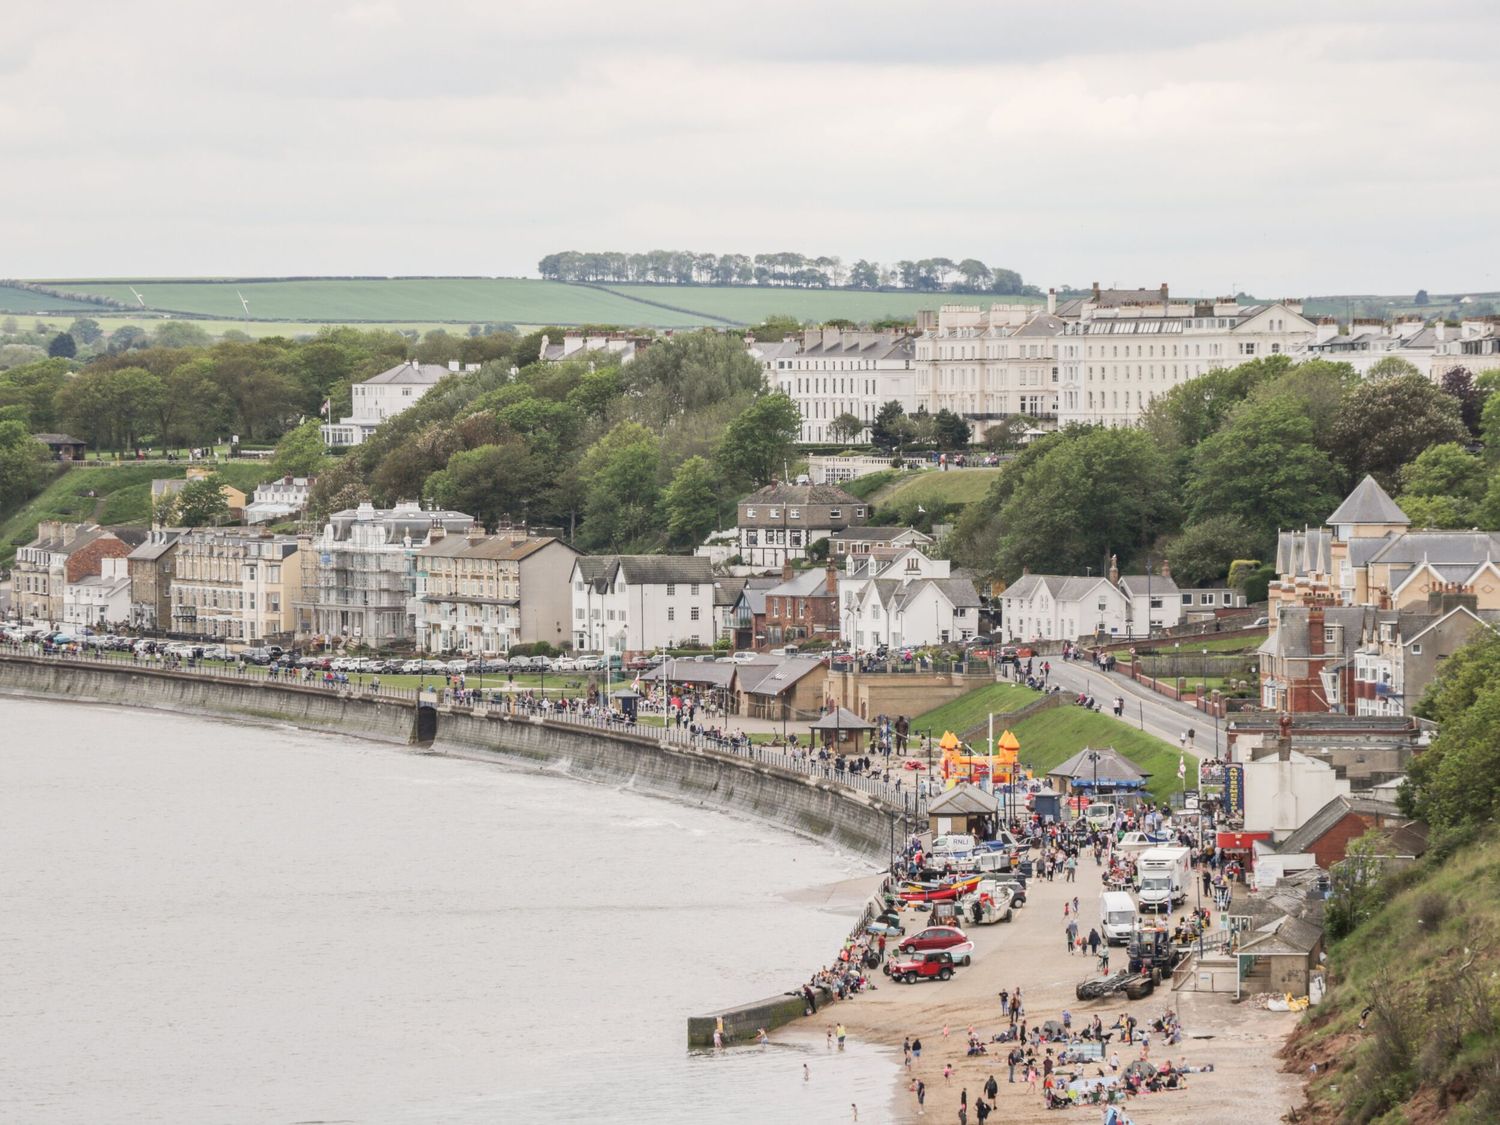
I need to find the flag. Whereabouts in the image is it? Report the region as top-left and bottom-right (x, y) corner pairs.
(1177, 755), (1186, 781)
(319, 398), (331, 417)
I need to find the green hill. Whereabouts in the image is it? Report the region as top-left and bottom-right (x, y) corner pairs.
(910, 682), (1041, 738)
(1009, 706), (1185, 802)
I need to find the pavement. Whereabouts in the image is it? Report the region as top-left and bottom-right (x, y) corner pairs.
(1037, 658), (1232, 764)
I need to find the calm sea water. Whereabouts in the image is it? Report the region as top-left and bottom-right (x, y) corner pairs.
(0, 696), (894, 1124)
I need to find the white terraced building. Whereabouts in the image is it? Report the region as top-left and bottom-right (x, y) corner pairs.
(750, 328), (917, 443)
(913, 303), (1064, 432)
(321, 360), (476, 447)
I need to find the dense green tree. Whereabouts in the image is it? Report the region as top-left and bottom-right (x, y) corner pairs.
(869, 400), (908, 450)
(991, 426), (1176, 579)
(933, 409), (972, 449)
(715, 393), (802, 488)
(47, 332), (77, 358)
(105, 325), (148, 353)
(158, 358), (228, 447)
(1185, 398), (1338, 545)
(578, 421), (663, 549)
(0, 418), (51, 510)
(1403, 630), (1500, 838)
(1329, 373), (1468, 489)
(1397, 442), (1484, 528)
(1140, 356), (1291, 452)
(828, 412), (866, 443)
(1438, 365), (1485, 435)
(1414, 288), (1430, 306)
(661, 456), (723, 547)
(150, 322), (212, 349)
(744, 315), (803, 342)
(208, 342), (297, 441)
(67, 318), (102, 346)
(156, 473), (231, 528)
(1162, 514), (1262, 587)
(415, 329), (462, 366)
(0, 358), (71, 430)
(980, 416), (1029, 452)
(1367, 356), (1422, 380)
(54, 365), (163, 451)
(269, 419), (330, 479)
(424, 438), (544, 528)
(1247, 359), (1358, 455)
(621, 332), (763, 427)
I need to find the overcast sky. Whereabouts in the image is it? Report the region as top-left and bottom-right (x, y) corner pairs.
(3, 1), (1497, 295)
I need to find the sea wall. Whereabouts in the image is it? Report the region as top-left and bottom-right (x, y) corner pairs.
(0, 655), (902, 860)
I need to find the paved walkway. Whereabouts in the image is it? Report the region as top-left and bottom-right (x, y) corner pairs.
(1040, 660), (1230, 762)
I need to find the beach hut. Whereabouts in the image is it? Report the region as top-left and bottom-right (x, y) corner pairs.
(808, 706), (876, 753)
(1047, 746), (1149, 801)
(610, 688), (642, 721)
(926, 782), (999, 838)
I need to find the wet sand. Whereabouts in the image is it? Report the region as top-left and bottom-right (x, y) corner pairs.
(810, 851), (1303, 1123)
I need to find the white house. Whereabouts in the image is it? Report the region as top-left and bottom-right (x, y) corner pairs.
(321, 361), (473, 447)
(1239, 744), (1351, 843)
(752, 328), (917, 443)
(244, 476), (315, 524)
(914, 303), (1063, 432)
(571, 555), (717, 654)
(1000, 574), (1130, 642)
(63, 556), (132, 628)
(839, 549), (981, 649)
(1117, 569), (1183, 635)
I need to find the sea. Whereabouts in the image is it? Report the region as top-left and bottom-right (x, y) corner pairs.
(0, 696), (897, 1124)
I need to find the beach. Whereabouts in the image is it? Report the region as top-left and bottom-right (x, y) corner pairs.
(801, 848), (1304, 1123)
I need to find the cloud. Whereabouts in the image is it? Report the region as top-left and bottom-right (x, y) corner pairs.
(0, 0), (1497, 294)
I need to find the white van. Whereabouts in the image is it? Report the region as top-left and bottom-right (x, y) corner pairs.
(1098, 890), (1137, 945)
(1083, 802), (1117, 828)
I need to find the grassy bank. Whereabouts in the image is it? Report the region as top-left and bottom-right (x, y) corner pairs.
(910, 682), (1041, 738)
(1283, 830), (1500, 1123)
(1009, 706), (1185, 802)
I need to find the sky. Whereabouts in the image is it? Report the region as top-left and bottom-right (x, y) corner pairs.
(3, 0), (1498, 296)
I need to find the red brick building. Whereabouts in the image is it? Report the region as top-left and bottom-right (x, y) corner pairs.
(762, 561), (841, 647)
(13, 521), (145, 623)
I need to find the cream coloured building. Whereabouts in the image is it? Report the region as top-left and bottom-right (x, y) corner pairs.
(913, 303), (1060, 433)
(414, 532), (579, 654)
(169, 528), (303, 643)
(752, 328), (917, 443)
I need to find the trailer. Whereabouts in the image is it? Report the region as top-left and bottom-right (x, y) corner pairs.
(1074, 970), (1155, 1002)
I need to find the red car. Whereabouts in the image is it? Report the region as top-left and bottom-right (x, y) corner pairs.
(889, 949), (956, 983)
(898, 925), (970, 955)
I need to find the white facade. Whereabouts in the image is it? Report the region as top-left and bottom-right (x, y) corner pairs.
(752, 329), (916, 443)
(322, 361), (469, 447)
(63, 557), (132, 627)
(1055, 296), (1316, 427)
(1000, 574), (1130, 642)
(839, 550), (980, 649)
(914, 304), (1063, 431)
(1240, 749), (1351, 842)
(571, 556), (717, 653)
(539, 333), (642, 363)
(244, 476), (314, 524)
(1430, 318), (1500, 378)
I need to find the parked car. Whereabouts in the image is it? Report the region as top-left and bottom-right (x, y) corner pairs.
(446, 659), (469, 674)
(553, 657), (580, 672)
(897, 926), (973, 964)
(400, 660), (423, 674)
(887, 949), (957, 984)
(730, 651), (758, 664)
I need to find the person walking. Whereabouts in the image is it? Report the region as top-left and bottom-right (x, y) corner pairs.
(1088, 927), (1101, 957)
(1007, 1046), (1021, 1083)
(912, 1037), (923, 1063)
(984, 1075), (998, 1101)
(916, 1079), (926, 1115)
(1065, 918), (1079, 954)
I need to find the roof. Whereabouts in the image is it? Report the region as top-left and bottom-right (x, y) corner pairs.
(768, 567), (835, 599)
(1118, 574), (1180, 597)
(1277, 794), (1398, 856)
(807, 706), (876, 731)
(1013, 313), (1067, 337)
(126, 531), (185, 561)
(639, 662), (738, 689)
(32, 432), (84, 445)
(1328, 476), (1409, 527)
(926, 783), (1000, 816)
(459, 535), (569, 563)
(572, 553), (715, 590)
(1002, 573), (1116, 603)
(741, 482), (861, 506)
(1048, 747), (1150, 784)
(1277, 527), (1333, 576)
(1237, 914), (1322, 957)
(832, 526), (932, 543)
(714, 576), (748, 607)
(737, 655), (826, 696)
(359, 360), (453, 386)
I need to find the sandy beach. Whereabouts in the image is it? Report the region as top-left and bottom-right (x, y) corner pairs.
(800, 850), (1304, 1123)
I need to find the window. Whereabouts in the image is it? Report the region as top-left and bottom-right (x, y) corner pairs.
(746, 507), (757, 518)
(1181, 593), (1194, 605)
(829, 508), (841, 519)
(667, 607), (675, 622)
(1410, 643), (1422, 655)
(769, 508), (780, 519)
(666, 584), (676, 596)
(690, 607), (700, 621)
(690, 584), (699, 595)
(1324, 628), (1336, 643)
(788, 508), (800, 519)
(1202, 592), (1216, 605)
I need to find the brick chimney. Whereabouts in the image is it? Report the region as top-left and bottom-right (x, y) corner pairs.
(782, 557), (793, 582)
(1427, 582), (1478, 614)
(826, 561), (839, 599)
(1308, 606), (1325, 656)
(1091, 281), (1101, 301)
(1159, 282), (1169, 303)
(1160, 557), (1171, 580)
(1108, 553), (1119, 585)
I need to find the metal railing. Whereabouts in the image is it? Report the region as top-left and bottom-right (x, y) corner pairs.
(0, 643), (927, 819)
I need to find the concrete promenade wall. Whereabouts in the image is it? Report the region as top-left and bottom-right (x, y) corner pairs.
(0, 654), (902, 861)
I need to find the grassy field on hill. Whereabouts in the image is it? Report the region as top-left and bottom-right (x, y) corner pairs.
(0, 285), (103, 314)
(910, 682), (1042, 738)
(1009, 706), (1185, 802)
(599, 283), (1037, 325)
(0, 461), (276, 563)
(877, 467), (1001, 509)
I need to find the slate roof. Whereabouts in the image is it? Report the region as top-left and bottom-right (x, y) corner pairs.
(742, 481), (862, 506)
(361, 361), (453, 386)
(1119, 574), (1180, 598)
(1328, 476), (1409, 527)
(714, 576), (748, 607)
(832, 526), (932, 544)
(737, 655), (826, 696)
(808, 706), (876, 731)
(639, 662), (738, 689)
(767, 567), (836, 599)
(32, 432), (84, 445)
(459, 535), (568, 563)
(1013, 313), (1067, 337)
(576, 554), (716, 587)
(1277, 795), (1398, 856)
(1049, 746), (1149, 783)
(126, 530), (184, 562)
(1237, 914), (1323, 957)
(1276, 527), (1333, 576)
(927, 783), (1000, 815)
(1002, 574), (1116, 603)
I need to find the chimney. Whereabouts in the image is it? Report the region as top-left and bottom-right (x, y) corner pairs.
(1108, 553), (1119, 585)
(1091, 281), (1101, 301)
(1047, 288), (1057, 315)
(782, 557), (793, 582)
(826, 560), (839, 598)
(1427, 582), (1478, 614)
(1433, 321), (1446, 342)
(1159, 282), (1169, 303)
(1308, 606), (1325, 656)
(448, 360), (460, 372)
(1160, 557), (1171, 580)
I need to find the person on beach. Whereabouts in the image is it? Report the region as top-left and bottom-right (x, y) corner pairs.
(836, 1023), (846, 1049)
(1088, 927), (1101, 956)
(943, 1063), (953, 1083)
(913, 1037), (923, 1063)
(1066, 918), (1079, 953)
(985, 1074), (998, 1100)
(904, 1037), (912, 1067)
(916, 1079), (926, 1114)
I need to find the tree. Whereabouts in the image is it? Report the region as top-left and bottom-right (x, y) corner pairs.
(849, 260), (880, 289)
(991, 426), (1177, 579)
(1397, 442), (1484, 529)
(577, 421), (663, 549)
(150, 322), (212, 349)
(1163, 515), (1261, 587)
(1367, 356), (1421, 380)
(67, 318), (103, 346)
(744, 315), (803, 342)
(980, 416), (1029, 452)
(157, 474), (231, 528)
(933, 409), (972, 449)
(661, 456), (722, 546)
(1329, 373), (1468, 489)
(48, 332), (76, 358)
(869, 400), (909, 450)
(1402, 629), (1500, 839)
(425, 438), (544, 529)
(621, 331), (763, 427)
(828, 412), (866, 443)
(1140, 356), (1290, 453)
(0, 358), (70, 431)
(1439, 366), (1485, 436)
(1414, 289), (1430, 306)
(1185, 398), (1338, 546)
(716, 394), (802, 488)
(106, 325), (148, 353)
(0, 418), (50, 511)
(270, 419), (330, 478)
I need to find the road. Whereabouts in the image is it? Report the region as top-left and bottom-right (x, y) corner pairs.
(1038, 659), (1232, 765)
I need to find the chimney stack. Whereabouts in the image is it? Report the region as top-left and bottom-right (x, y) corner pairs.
(1160, 557), (1171, 580)
(1108, 553), (1119, 585)
(1091, 281), (1101, 301)
(1159, 282), (1169, 303)
(1047, 287), (1057, 315)
(782, 557), (793, 583)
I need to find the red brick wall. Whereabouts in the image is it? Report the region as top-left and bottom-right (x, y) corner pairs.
(65, 536), (131, 583)
(1310, 812), (1375, 868)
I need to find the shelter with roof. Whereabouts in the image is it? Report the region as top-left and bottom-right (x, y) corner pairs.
(32, 432), (86, 460)
(926, 782), (1000, 837)
(808, 706), (875, 753)
(1046, 747), (1150, 799)
(734, 654), (828, 722)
